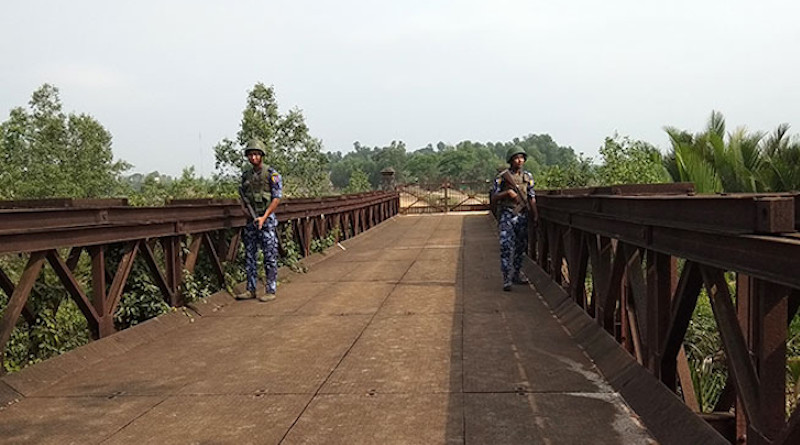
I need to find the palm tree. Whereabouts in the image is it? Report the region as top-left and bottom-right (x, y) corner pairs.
(761, 123), (800, 192)
(663, 111), (769, 193)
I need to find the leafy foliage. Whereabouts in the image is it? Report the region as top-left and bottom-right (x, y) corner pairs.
(684, 292), (727, 412)
(213, 83), (331, 198)
(310, 228), (341, 254)
(277, 224), (306, 273)
(327, 134), (579, 188)
(663, 110), (800, 194)
(0, 84), (129, 199)
(536, 155), (596, 189)
(596, 134), (671, 185)
(344, 168), (372, 194)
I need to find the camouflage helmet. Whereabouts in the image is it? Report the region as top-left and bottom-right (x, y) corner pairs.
(506, 146), (527, 163)
(244, 139), (266, 156)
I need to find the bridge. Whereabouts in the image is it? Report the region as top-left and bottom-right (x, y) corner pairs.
(0, 184), (799, 444)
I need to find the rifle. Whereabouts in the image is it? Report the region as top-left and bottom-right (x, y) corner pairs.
(238, 185), (259, 225)
(500, 170), (532, 216)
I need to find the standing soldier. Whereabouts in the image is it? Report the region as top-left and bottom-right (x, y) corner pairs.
(491, 146), (539, 291)
(237, 139), (282, 302)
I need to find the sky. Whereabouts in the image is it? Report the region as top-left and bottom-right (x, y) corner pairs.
(1, 0), (799, 177)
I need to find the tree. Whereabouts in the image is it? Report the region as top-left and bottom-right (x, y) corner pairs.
(536, 155), (596, 189)
(406, 150), (440, 183)
(437, 142), (502, 182)
(0, 84), (129, 199)
(213, 83), (331, 197)
(344, 168), (371, 193)
(325, 134), (578, 187)
(664, 111), (768, 193)
(596, 134), (671, 185)
(760, 123), (800, 192)
(371, 141), (408, 185)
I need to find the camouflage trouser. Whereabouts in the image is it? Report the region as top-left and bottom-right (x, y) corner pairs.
(498, 208), (528, 285)
(243, 217), (278, 294)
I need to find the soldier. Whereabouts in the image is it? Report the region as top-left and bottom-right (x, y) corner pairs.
(491, 146), (539, 291)
(236, 139), (282, 302)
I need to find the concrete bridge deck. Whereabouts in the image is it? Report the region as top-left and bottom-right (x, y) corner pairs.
(0, 213), (654, 444)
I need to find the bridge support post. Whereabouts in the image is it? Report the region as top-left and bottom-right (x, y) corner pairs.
(646, 251), (673, 377)
(0, 252), (46, 373)
(164, 236), (183, 307)
(736, 277), (787, 444)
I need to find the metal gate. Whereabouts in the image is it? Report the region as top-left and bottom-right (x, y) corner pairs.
(398, 181), (491, 214)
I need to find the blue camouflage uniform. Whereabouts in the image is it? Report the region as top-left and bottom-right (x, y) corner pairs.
(492, 169), (536, 287)
(241, 165), (282, 295)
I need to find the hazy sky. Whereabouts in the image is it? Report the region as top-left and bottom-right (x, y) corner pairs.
(2, 1), (799, 176)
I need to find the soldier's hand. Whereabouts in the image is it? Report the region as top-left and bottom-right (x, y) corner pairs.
(507, 189), (518, 200)
(257, 215), (267, 230)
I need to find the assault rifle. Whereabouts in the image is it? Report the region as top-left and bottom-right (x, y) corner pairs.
(238, 185), (259, 225)
(500, 170), (532, 216)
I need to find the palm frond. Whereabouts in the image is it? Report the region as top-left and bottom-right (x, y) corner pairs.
(707, 110), (726, 139)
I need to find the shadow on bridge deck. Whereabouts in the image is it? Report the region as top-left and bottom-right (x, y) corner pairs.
(0, 213), (655, 444)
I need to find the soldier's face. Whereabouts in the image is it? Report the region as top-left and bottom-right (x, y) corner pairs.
(247, 152), (263, 166)
(511, 154), (525, 170)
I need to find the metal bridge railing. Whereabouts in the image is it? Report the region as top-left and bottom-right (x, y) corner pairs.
(534, 182), (800, 445)
(0, 191), (399, 369)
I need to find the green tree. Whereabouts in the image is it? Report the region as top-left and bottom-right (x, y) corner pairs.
(536, 155), (596, 189)
(326, 134), (577, 188)
(437, 141), (502, 182)
(664, 111), (767, 193)
(0, 84), (129, 199)
(760, 123), (800, 192)
(596, 134), (671, 185)
(213, 83), (331, 197)
(344, 168), (371, 193)
(371, 141), (408, 185)
(406, 150), (440, 183)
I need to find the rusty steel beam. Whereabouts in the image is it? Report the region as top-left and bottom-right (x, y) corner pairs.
(677, 346), (701, 412)
(0, 192), (400, 368)
(754, 280), (788, 442)
(543, 209), (800, 290)
(0, 196), (397, 254)
(183, 236), (203, 275)
(0, 198), (129, 209)
(106, 241), (140, 318)
(623, 245), (649, 362)
(775, 406), (800, 445)
(646, 250), (672, 377)
(660, 261), (703, 386)
(536, 190), (800, 442)
(0, 193), (399, 255)
(225, 229), (242, 262)
(163, 237), (182, 307)
(45, 250), (100, 336)
(596, 241), (626, 334)
(0, 252), (46, 372)
(0, 267), (36, 325)
(541, 182), (696, 196)
(567, 229), (589, 308)
(201, 233), (225, 288)
(700, 266), (765, 436)
(0, 204), (242, 235)
(539, 194), (795, 235)
(88, 246), (114, 338)
(140, 240), (174, 304)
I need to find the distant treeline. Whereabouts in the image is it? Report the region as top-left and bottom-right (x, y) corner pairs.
(3, 84), (800, 204)
(326, 135), (577, 190)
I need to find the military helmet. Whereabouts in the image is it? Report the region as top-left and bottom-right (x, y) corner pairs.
(244, 139), (266, 156)
(506, 146), (527, 163)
